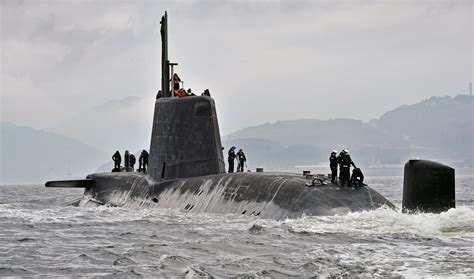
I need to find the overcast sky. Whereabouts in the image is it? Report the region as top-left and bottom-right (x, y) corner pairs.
(1, 0), (472, 136)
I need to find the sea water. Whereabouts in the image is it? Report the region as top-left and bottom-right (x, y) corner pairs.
(0, 176), (473, 277)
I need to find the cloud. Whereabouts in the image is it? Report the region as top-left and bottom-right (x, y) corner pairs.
(1, 0), (471, 136)
(3, 38), (70, 77)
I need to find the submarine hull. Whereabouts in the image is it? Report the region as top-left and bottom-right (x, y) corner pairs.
(46, 14), (395, 220)
(78, 172), (394, 220)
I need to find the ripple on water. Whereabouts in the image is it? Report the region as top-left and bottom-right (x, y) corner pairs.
(0, 181), (473, 277)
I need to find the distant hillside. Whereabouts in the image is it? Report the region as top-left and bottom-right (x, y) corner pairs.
(2, 95), (471, 184)
(223, 95), (474, 169)
(0, 122), (107, 185)
(375, 95), (473, 161)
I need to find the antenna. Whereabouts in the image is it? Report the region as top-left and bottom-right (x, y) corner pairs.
(160, 12), (170, 97)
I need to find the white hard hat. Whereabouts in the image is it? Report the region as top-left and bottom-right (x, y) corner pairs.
(343, 149), (349, 153)
(332, 150), (337, 154)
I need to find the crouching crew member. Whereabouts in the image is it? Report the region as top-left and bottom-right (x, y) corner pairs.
(350, 168), (364, 188)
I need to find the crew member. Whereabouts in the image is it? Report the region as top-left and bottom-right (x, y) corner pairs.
(337, 149), (345, 181)
(112, 150), (121, 170)
(124, 150), (130, 169)
(130, 154), (136, 171)
(228, 146), (236, 173)
(178, 88), (187, 98)
(340, 149), (356, 187)
(350, 167), (364, 188)
(329, 150), (338, 184)
(138, 153), (144, 172)
(173, 73), (181, 95)
(156, 90), (162, 99)
(141, 149), (149, 173)
(186, 88), (195, 96)
(237, 148), (247, 172)
(201, 89), (211, 97)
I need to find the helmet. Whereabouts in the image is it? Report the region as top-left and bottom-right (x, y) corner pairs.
(331, 150), (337, 154)
(343, 148), (349, 153)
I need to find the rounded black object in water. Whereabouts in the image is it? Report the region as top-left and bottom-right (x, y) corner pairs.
(402, 159), (455, 213)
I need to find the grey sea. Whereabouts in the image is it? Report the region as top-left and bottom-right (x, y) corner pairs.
(1, 176), (473, 278)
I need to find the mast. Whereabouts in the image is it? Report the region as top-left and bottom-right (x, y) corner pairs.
(160, 12), (170, 97)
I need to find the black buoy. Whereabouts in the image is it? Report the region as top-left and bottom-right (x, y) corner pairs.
(402, 159), (455, 213)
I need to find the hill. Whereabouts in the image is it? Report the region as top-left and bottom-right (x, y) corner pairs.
(223, 95), (474, 170)
(0, 122), (107, 185)
(2, 95), (471, 183)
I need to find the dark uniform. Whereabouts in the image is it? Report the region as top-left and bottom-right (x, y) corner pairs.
(340, 152), (356, 187)
(141, 150), (149, 173)
(112, 151), (121, 170)
(350, 168), (364, 188)
(124, 150), (130, 168)
(228, 147), (236, 173)
(237, 149), (246, 172)
(138, 153), (144, 172)
(202, 89), (211, 97)
(130, 154), (136, 170)
(329, 151), (338, 183)
(337, 151), (344, 181)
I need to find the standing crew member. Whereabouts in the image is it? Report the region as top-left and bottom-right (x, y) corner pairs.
(112, 150), (121, 170)
(228, 146), (236, 173)
(141, 150), (149, 173)
(340, 149), (356, 187)
(138, 153), (144, 172)
(236, 148), (247, 172)
(130, 154), (136, 171)
(173, 73), (181, 96)
(124, 150), (130, 169)
(329, 150), (338, 184)
(337, 149), (345, 181)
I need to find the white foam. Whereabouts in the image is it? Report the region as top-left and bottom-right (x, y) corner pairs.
(278, 206), (474, 238)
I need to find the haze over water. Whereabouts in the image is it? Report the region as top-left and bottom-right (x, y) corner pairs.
(1, 176), (473, 277)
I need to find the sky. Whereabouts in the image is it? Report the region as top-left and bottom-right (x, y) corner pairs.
(1, 0), (472, 136)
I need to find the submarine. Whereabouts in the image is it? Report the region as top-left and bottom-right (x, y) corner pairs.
(46, 12), (455, 220)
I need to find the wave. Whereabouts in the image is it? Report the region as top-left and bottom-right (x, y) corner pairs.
(2, 199), (473, 240)
(278, 206), (474, 238)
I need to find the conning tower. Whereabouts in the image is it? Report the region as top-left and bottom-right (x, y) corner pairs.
(148, 12), (225, 182)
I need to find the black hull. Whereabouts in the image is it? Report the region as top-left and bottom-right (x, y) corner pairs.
(78, 172), (394, 220)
